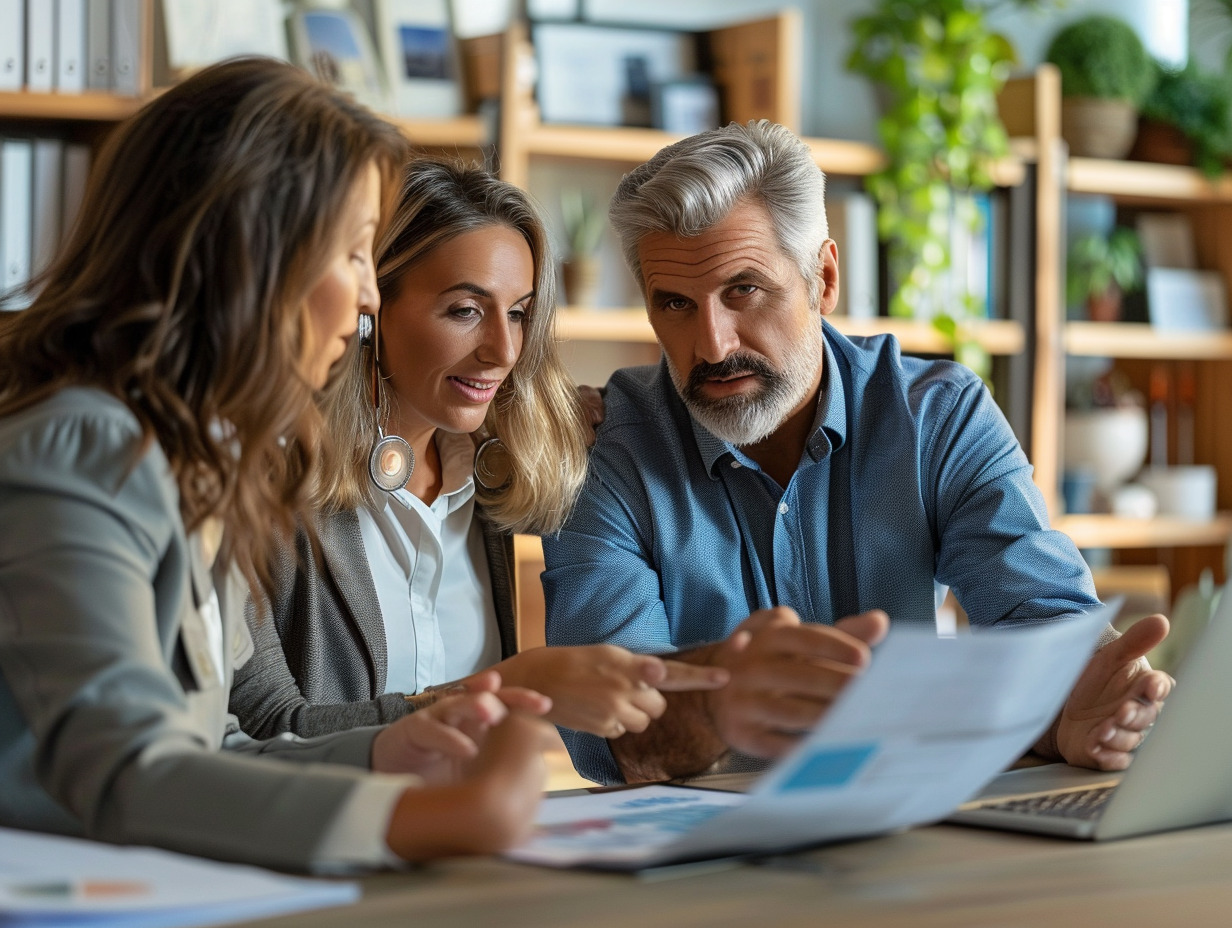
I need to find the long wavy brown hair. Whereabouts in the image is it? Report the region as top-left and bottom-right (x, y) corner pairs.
(0, 57), (408, 599)
(316, 159), (589, 535)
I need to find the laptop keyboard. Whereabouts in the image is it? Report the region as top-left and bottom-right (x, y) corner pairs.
(978, 785), (1118, 821)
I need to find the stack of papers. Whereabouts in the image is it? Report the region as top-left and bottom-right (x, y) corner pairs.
(0, 828), (358, 927)
(508, 607), (1113, 870)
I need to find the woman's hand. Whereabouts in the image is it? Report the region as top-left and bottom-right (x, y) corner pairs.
(372, 671), (551, 783)
(491, 645), (729, 738)
(384, 712), (558, 860)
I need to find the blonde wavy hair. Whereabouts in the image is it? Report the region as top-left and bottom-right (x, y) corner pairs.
(316, 159), (589, 535)
(0, 57), (408, 599)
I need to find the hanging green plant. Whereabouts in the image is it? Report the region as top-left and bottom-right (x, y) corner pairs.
(846, 0), (1045, 383)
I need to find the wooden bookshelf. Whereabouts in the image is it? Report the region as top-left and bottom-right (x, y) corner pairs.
(1068, 157), (1232, 203)
(1055, 514), (1232, 549)
(394, 114), (487, 150)
(1065, 322), (1232, 359)
(554, 309), (1025, 356)
(0, 90), (142, 121)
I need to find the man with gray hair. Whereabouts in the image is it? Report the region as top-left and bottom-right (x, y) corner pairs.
(542, 120), (1171, 787)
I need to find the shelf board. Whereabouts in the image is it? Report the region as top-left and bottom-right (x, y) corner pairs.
(799, 137), (1024, 185)
(554, 309), (1024, 355)
(802, 137), (885, 176)
(394, 114), (487, 149)
(1065, 322), (1232, 359)
(0, 90), (143, 121)
(523, 124), (690, 164)
(1055, 513), (1232, 549)
(835, 317), (1025, 355)
(1068, 157), (1232, 203)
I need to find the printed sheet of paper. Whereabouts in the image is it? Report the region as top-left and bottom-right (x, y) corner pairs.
(508, 606), (1114, 869)
(0, 827), (358, 927)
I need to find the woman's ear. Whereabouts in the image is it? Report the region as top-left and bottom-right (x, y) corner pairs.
(817, 239), (840, 317)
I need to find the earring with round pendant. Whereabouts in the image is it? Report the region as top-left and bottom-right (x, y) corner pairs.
(359, 312), (415, 493)
(473, 436), (511, 492)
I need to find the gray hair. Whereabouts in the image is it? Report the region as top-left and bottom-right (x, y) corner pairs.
(609, 120), (828, 307)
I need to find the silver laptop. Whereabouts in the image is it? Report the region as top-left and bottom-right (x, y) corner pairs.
(950, 588), (1232, 840)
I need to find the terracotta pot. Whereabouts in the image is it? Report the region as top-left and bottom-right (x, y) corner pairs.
(561, 257), (601, 308)
(1129, 117), (1192, 167)
(1060, 97), (1139, 159)
(1086, 285), (1122, 323)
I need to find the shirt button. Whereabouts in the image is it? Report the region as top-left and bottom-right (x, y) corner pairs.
(778, 502), (789, 515)
(730, 460), (742, 469)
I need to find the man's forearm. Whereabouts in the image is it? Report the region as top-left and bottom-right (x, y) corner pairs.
(609, 644), (729, 782)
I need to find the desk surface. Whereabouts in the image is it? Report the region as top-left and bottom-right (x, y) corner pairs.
(240, 819), (1232, 928)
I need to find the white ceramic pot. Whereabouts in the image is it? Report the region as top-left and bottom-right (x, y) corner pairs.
(1138, 466), (1218, 520)
(1063, 406), (1149, 493)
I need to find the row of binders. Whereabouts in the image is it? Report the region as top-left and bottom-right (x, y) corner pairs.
(0, 136), (91, 308)
(1, 0), (145, 95)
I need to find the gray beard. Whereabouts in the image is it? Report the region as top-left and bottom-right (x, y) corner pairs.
(667, 323), (824, 447)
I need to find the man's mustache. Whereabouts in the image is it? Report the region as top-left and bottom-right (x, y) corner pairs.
(686, 354), (777, 395)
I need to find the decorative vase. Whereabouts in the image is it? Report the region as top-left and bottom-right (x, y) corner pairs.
(561, 256), (601, 308)
(1063, 405), (1149, 495)
(1060, 98), (1139, 159)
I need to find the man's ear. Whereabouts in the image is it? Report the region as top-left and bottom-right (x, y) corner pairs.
(817, 239), (840, 317)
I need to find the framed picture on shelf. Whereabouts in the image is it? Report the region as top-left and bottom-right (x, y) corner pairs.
(287, 5), (388, 111)
(652, 78), (719, 134)
(160, 0), (288, 80)
(532, 23), (698, 127)
(369, 0), (463, 118)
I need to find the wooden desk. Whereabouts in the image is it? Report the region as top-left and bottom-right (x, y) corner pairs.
(237, 820), (1232, 927)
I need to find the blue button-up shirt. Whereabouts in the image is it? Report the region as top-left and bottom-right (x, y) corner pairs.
(542, 322), (1098, 784)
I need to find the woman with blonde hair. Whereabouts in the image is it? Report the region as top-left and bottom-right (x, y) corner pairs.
(231, 159), (725, 747)
(0, 59), (557, 871)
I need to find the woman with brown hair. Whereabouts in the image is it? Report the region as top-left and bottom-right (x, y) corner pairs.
(0, 58), (555, 871)
(230, 159), (727, 748)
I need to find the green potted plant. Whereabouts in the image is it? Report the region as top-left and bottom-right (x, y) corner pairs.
(1066, 227), (1143, 323)
(560, 188), (606, 307)
(847, 0), (1035, 382)
(1044, 15), (1157, 159)
(1135, 61), (1232, 177)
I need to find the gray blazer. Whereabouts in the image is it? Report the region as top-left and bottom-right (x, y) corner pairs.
(229, 504), (518, 739)
(0, 388), (384, 871)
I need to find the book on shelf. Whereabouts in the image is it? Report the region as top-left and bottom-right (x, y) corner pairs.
(0, 0), (25, 91)
(111, 0), (142, 96)
(827, 188), (878, 320)
(31, 139), (65, 279)
(0, 134), (90, 311)
(86, 0), (112, 91)
(56, 0), (88, 93)
(26, 0), (56, 92)
(1, 139), (34, 304)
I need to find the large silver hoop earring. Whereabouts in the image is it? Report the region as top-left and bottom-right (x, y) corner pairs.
(474, 437), (511, 492)
(360, 313), (414, 493)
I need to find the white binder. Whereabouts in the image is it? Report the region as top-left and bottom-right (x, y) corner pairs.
(86, 0), (112, 91)
(31, 139), (65, 279)
(0, 0), (25, 91)
(26, 1), (56, 92)
(56, 0), (88, 93)
(1, 139), (35, 304)
(111, 0), (142, 96)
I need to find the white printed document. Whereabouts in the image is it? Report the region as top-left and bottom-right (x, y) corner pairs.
(508, 606), (1113, 870)
(0, 827), (359, 927)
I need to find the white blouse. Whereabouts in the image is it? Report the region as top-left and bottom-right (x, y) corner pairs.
(356, 430), (502, 694)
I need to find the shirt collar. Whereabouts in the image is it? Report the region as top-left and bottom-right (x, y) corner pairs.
(688, 322), (848, 479)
